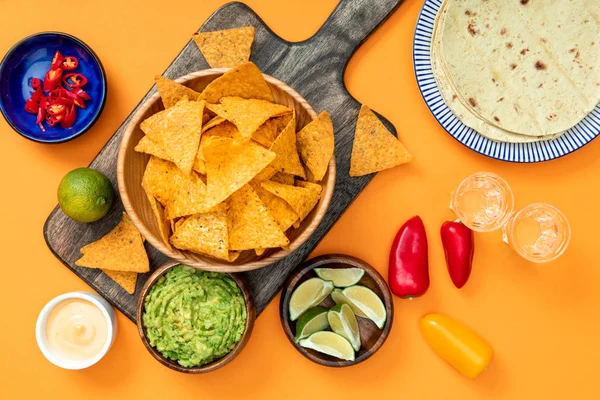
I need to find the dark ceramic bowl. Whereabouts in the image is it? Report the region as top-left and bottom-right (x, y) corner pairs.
(0, 32), (107, 143)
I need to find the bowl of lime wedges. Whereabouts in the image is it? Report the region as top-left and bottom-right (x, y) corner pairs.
(279, 254), (393, 367)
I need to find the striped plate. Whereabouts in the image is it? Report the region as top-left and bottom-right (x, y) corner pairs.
(413, 0), (600, 163)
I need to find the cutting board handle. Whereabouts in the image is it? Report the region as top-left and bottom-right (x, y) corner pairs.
(305, 0), (404, 60)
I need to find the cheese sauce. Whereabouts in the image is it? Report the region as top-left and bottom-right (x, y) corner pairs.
(45, 299), (108, 361)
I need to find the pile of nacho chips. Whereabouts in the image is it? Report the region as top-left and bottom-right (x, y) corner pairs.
(75, 213), (149, 294)
(135, 61), (334, 262)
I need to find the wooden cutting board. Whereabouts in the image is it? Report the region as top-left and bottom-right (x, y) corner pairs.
(43, 0), (404, 321)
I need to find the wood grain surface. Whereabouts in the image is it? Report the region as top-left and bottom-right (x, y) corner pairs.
(43, 0), (404, 321)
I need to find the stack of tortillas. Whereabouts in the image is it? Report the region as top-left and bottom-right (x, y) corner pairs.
(431, 0), (600, 143)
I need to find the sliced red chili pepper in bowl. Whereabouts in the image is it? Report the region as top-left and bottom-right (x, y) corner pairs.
(61, 56), (79, 70)
(43, 68), (63, 91)
(24, 98), (39, 114)
(46, 113), (65, 127)
(71, 87), (91, 101)
(47, 103), (66, 116)
(62, 73), (87, 88)
(60, 105), (77, 128)
(51, 50), (65, 70)
(31, 78), (41, 90)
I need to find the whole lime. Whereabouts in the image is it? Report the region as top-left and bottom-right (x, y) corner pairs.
(57, 168), (114, 223)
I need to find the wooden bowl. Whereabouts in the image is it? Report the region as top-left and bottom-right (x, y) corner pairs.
(118, 69), (336, 272)
(280, 254), (394, 367)
(136, 261), (256, 374)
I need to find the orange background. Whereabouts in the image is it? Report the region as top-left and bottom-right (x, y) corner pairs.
(1, 0), (598, 398)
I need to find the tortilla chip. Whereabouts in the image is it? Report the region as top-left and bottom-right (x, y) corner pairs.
(252, 118), (280, 147)
(203, 137), (275, 205)
(170, 204), (231, 261)
(254, 165), (277, 182)
(350, 105), (412, 177)
(255, 248), (265, 256)
(143, 185), (172, 250)
(166, 172), (215, 219)
(192, 27), (254, 68)
(155, 76), (201, 108)
(269, 113), (306, 178)
(296, 111), (334, 181)
(76, 213), (149, 273)
(193, 146), (206, 175)
(140, 98), (205, 175)
(295, 180), (322, 195)
(227, 185), (289, 251)
(102, 270), (137, 294)
(134, 136), (171, 161)
(206, 97), (291, 141)
(251, 182), (298, 231)
(202, 116), (226, 133)
(198, 62), (274, 103)
(271, 172), (295, 185)
(142, 157), (183, 205)
(204, 121), (241, 139)
(261, 181), (321, 223)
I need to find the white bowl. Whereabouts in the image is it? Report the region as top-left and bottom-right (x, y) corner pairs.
(36, 292), (117, 370)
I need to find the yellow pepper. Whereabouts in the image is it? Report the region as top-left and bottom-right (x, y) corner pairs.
(419, 313), (494, 379)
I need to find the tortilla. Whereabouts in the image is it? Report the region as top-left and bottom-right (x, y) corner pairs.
(76, 213), (149, 273)
(296, 111), (334, 181)
(261, 180), (320, 223)
(227, 185), (290, 251)
(134, 136), (171, 161)
(170, 204), (231, 261)
(438, 0), (600, 137)
(350, 105), (412, 176)
(207, 97), (291, 141)
(139, 98), (205, 175)
(192, 27), (254, 68)
(203, 137), (276, 205)
(166, 172), (214, 219)
(141, 156), (182, 205)
(155, 76), (201, 108)
(268, 112), (306, 178)
(202, 116), (226, 133)
(102, 270), (137, 294)
(204, 121), (241, 139)
(198, 62), (274, 103)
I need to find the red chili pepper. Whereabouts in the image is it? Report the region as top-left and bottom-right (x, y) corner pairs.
(62, 73), (87, 88)
(43, 68), (63, 91)
(441, 221), (474, 289)
(388, 216), (430, 299)
(46, 113), (64, 127)
(51, 50), (65, 70)
(61, 56), (78, 70)
(71, 87), (90, 101)
(24, 98), (39, 114)
(36, 97), (47, 131)
(31, 86), (45, 101)
(47, 103), (66, 116)
(31, 78), (41, 90)
(60, 105), (77, 128)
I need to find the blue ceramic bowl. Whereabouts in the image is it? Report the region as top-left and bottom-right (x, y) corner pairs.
(0, 32), (107, 143)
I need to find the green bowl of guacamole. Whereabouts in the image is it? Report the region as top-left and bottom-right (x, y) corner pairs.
(137, 263), (254, 373)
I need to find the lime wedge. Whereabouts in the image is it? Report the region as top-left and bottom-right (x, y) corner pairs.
(299, 331), (355, 361)
(314, 267), (365, 287)
(294, 306), (329, 342)
(331, 288), (368, 318)
(289, 278), (334, 321)
(328, 304), (361, 351)
(342, 286), (386, 329)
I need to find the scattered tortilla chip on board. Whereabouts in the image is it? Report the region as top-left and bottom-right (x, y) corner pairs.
(170, 204), (232, 261)
(227, 185), (290, 251)
(192, 27), (254, 68)
(198, 62), (274, 103)
(296, 111), (334, 181)
(75, 213), (149, 273)
(203, 137), (275, 205)
(140, 98), (205, 175)
(350, 105), (412, 177)
(261, 180), (321, 223)
(102, 270), (137, 294)
(208, 97), (291, 141)
(155, 76), (201, 108)
(268, 113), (306, 178)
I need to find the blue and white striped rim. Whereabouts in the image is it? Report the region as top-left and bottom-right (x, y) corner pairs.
(413, 0), (600, 163)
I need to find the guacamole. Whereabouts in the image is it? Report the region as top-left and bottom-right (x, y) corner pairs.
(142, 265), (246, 367)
